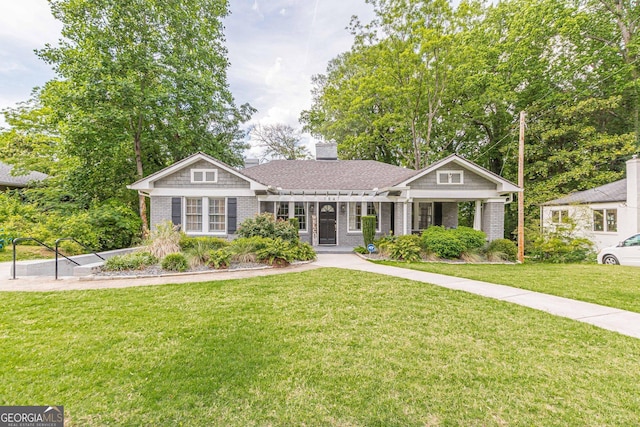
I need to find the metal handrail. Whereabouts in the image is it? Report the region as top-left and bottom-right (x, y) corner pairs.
(11, 237), (80, 280)
(54, 237), (105, 280)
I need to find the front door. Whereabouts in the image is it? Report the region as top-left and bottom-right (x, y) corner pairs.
(319, 203), (337, 245)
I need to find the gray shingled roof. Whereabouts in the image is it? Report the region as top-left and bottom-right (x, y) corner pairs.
(242, 160), (417, 190)
(0, 162), (48, 188)
(543, 179), (627, 205)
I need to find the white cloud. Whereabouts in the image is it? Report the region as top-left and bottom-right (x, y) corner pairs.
(264, 57), (283, 87)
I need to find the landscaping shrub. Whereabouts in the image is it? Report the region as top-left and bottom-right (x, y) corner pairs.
(485, 239), (518, 262)
(146, 221), (181, 258)
(292, 241), (316, 261)
(388, 234), (422, 262)
(353, 246), (369, 254)
(421, 226), (465, 259)
(374, 234), (397, 257)
(207, 248), (232, 269)
(529, 234), (595, 263)
(255, 238), (295, 266)
(237, 213), (299, 242)
(103, 252), (158, 271)
(180, 235), (229, 251)
(362, 215), (377, 247)
(288, 217), (300, 231)
(161, 253), (189, 272)
(454, 227), (487, 252)
(88, 199), (141, 250)
(228, 236), (271, 263)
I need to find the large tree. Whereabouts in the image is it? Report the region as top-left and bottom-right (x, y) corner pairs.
(251, 123), (310, 160)
(36, 0), (253, 232)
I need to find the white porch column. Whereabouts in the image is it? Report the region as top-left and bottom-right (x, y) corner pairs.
(473, 200), (482, 230)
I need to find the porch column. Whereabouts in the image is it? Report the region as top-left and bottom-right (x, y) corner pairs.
(473, 201), (482, 231)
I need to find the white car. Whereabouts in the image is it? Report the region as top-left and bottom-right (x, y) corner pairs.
(597, 234), (640, 266)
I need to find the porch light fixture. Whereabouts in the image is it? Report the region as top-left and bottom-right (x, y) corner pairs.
(340, 203), (346, 213)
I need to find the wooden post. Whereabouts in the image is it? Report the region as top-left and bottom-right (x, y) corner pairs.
(518, 111), (525, 263)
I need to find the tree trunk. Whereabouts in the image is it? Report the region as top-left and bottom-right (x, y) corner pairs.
(134, 132), (149, 236)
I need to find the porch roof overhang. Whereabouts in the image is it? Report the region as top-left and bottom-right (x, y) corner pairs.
(258, 188), (395, 202)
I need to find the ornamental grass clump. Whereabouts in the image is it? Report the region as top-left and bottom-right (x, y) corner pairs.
(146, 221), (181, 259)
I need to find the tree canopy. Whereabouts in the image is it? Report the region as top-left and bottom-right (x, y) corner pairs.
(302, 0), (639, 230)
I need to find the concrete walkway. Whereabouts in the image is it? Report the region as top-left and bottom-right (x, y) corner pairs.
(2, 254), (640, 339)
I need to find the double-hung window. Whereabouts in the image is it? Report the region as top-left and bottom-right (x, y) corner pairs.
(273, 202), (307, 232)
(593, 208), (617, 232)
(185, 197), (226, 233)
(348, 202), (380, 232)
(209, 198), (226, 232)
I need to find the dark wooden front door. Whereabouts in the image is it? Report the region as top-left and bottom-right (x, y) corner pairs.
(319, 203), (337, 245)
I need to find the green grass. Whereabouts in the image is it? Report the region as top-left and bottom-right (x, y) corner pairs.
(0, 245), (56, 262)
(376, 261), (640, 313)
(2, 269), (640, 426)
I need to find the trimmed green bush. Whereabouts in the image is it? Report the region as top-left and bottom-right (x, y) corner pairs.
(237, 213), (299, 242)
(161, 253), (189, 272)
(388, 234), (422, 262)
(485, 239), (518, 262)
(353, 246), (368, 254)
(103, 252), (158, 271)
(288, 217), (300, 231)
(362, 215), (377, 247)
(455, 227), (487, 252)
(421, 226), (465, 259)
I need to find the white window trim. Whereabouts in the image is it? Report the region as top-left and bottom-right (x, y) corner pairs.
(348, 202), (381, 233)
(190, 168), (218, 183)
(437, 170), (464, 185)
(183, 197), (227, 235)
(550, 209), (569, 225)
(272, 201), (308, 233)
(593, 208), (617, 233)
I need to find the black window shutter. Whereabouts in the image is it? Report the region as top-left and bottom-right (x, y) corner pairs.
(171, 197), (182, 227)
(227, 198), (237, 234)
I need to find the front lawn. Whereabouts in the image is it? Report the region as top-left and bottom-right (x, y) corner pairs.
(2, 269), (640, 425)
(0, 245), (56, 263)
(376, 261), (640, 313)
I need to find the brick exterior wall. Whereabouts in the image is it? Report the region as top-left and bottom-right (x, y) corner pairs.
(442, 202), (458, 229)
(481, 202), (505, 241)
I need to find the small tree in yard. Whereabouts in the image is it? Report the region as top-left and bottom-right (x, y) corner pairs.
(362, 215), (377, 247)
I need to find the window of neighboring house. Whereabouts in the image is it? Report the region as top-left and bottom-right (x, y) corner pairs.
(551, 209), (569, 224)
(294, 202), (307, 231)
(593, 208), (617, 232)
(208, 198), (226, 232)
(276, 202), (289, 222)
(185, 198), (203, 232)
(437, 170), (464, 185)
(348, 202), (381, 232)
(191, 169), (217, 183)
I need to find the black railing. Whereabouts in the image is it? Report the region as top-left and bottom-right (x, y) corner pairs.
(11, 237), (106, 280)
(54, 238), (104, 280)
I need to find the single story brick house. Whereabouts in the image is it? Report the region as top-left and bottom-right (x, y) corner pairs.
(129, 143), (521, 247)
(541, 155), (640, 250)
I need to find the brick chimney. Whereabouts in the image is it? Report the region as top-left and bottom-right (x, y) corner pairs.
(315, 142), (338, 161)
(627, 155), (640, 233)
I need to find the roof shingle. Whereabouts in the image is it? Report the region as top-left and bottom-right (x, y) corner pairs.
(0, 162), (48, 188)
(543, 179), (627, 205)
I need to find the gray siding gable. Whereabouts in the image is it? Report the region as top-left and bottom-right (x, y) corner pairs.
(409, 164), (497, 191)
(154, 159), (251, 189)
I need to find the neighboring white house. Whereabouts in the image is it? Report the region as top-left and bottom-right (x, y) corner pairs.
(541, 156), (640, 250)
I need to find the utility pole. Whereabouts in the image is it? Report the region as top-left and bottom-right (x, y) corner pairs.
(518, 111), (525, 263)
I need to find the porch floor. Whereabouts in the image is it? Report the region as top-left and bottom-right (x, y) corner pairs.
(314, 245), (355, 254)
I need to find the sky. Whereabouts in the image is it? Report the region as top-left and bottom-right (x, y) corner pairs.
(0, 0), (374, 157)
